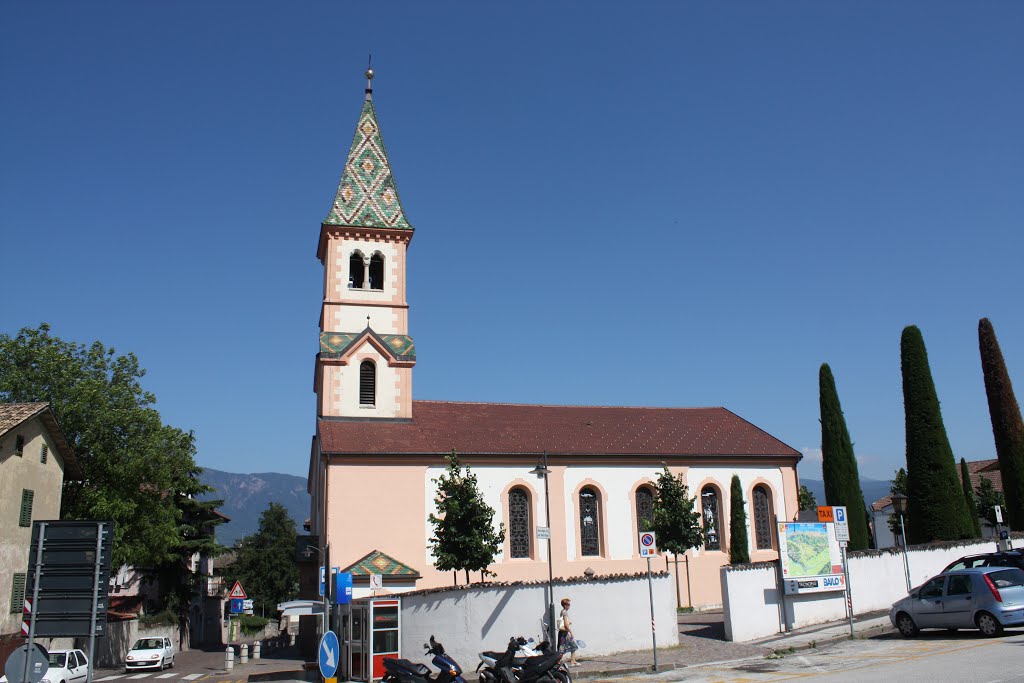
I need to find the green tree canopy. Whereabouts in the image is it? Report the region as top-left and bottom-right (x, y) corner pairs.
(798, 485), (817, 511)
(901, 326), (974, 542)
(428, 450), (505, 584)
(650, 466), (703, 556)
(959, 458), (982, 537)
(0, 324), (217, 571)
(978, 318), (1024, 529)
(226, 502), (298, 616)
(728, 475), (750, 564)
(819, 364), (870, 550)
(975, 478), (1007, 528)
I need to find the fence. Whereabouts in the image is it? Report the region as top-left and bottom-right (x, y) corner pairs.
(722, 536), (1018, 642)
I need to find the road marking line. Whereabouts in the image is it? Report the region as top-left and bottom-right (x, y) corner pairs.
(94, 676), (127, 681)
(154, 675), (177, 679)
(127, 675), (153, 679)
(182, 676), (204, 681)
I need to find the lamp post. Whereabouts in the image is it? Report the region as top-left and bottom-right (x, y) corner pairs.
(530, 452), (556, 646)
(306, 544), (329, 633)
(890, 494), (911, 592)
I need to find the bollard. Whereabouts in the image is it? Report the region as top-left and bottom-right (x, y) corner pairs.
(225, 646), (234, 671)
(240, 643), (249, 665)
(254, 641), (261, 660)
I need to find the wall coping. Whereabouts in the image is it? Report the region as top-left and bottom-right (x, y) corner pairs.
(392, 570), (671, 598)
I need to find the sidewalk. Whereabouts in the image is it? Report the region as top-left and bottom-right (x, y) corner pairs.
(569, 610), (894, 679)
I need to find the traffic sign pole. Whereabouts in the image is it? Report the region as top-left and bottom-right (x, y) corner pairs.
(23, 522), (46, 683)
(646, 556), (657, 671)
(87, 522), (104, 683)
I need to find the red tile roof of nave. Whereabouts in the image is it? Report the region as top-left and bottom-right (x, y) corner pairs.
(318, 400), (801, 458)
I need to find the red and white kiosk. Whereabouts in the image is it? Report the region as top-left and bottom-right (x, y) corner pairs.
(343, 597), (400, 681)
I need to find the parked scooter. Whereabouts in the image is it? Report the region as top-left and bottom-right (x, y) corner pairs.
(477, 636), (568, 683)
(383, 636), (466, 683)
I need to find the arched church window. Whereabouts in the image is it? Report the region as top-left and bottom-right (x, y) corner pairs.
(635, 486), (654, 534)
(508, 487), (531, 559)
(579, 487), (601, 557)
(369, 253), (385, 290)
(349, 252), (366, 289)
(359, 360), (375, 405)
(753, 485), (773, 550)
(701, 485), (722, 551)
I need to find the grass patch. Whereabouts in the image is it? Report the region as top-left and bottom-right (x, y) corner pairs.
(764, 647), (795, 660)
(676, 606), (694, 613)
(139, 611), (176, 627)
(239, 614), (269, 636)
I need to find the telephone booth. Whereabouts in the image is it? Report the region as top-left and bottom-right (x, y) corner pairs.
(345, 597), (400, 681)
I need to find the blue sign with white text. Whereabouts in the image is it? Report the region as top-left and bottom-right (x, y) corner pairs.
(318, 630), (340, 678)
(334, 572), (353, 605)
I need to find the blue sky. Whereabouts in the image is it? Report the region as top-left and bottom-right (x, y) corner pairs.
(3, 2), (1022, 484)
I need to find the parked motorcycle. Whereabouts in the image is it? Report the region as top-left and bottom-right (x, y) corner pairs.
(383, 636), (466, 683)
(477, 636), (568, 683)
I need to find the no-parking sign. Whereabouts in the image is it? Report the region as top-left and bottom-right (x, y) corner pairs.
(638, 531), (658, 557)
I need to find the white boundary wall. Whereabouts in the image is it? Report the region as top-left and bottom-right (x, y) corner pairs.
(399, 574), (678, 668)
(723, 538), (1013, 642)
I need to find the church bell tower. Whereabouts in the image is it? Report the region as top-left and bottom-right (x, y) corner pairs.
(315, 69), (415, 420)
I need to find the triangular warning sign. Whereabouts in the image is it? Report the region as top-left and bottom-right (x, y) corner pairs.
(228, 581), (247, 599)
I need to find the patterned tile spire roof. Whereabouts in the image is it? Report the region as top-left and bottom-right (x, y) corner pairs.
(324, 69), (412, 230)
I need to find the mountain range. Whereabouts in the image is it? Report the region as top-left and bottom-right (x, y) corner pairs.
(199, 468), (310, 547)
(800, 476), (893, 511)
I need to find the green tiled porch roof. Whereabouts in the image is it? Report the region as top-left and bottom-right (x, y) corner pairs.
(320, 331), (415, 361)
(342, 550), (420, 578)
(324, 98), (412, 230)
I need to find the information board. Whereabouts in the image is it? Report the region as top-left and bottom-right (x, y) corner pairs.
(777, 522), (846, 595)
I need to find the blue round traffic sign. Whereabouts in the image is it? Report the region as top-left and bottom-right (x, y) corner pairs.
(319, 630), (340, 678)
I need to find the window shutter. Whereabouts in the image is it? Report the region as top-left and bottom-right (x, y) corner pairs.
(359, 361), (376, 405)
(19, 489), (34, 527)
(10, 573), (26, 613)
(15, 435), (24, 456)
(41, 444), (48, 464)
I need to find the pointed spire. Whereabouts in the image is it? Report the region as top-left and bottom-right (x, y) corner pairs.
(324, 67), (412, 230)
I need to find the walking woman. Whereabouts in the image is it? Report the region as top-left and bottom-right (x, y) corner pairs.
(557, 597), (580, 666)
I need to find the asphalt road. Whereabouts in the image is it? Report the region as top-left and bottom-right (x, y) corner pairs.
(90, 644), (306, 683)
(590, 629), (1024, 682)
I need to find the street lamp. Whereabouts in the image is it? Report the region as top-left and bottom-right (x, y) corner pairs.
(890, 494), (911, 592)
(530, 452), (556, 646)
(306, 544), (330, 633)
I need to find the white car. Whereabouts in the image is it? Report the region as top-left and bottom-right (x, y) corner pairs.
(124, 637), (175, 672)
(0, 649), (89, 683)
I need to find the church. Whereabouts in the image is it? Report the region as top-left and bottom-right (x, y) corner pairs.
(307, 70), (801, 608)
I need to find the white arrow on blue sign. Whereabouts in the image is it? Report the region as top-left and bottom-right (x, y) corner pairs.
(319, 630), (340, 678)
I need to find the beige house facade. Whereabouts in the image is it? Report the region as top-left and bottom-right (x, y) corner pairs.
(307, 72), (802, 608)
(0, 403), (81, 635)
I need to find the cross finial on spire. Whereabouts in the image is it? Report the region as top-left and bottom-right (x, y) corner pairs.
(365, 54), (374, 101)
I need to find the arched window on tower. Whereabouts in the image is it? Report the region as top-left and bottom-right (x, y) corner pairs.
(359, 360), (376, 406)
(508, 487), (531, 559)
(753, 485), (774, 550)
(635, 486), (654, 534)
(349, 252), (366, 289)
(579, 487), (602, 557)
(701, 485), (722, 551)
(369, 252), (385, 290)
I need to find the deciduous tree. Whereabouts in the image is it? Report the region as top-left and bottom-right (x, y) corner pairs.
(900, 326), (973, 542)
(819, 364), (870, 550)
(650, 466), (704, 555)
(728, 475), (750, 564)
(975, 478), (1007, 528)
(978, 318), (1024, 529)
(428, 450), (505, 584)
(798, 485), (817, 511)
(0, 324), (213, 570)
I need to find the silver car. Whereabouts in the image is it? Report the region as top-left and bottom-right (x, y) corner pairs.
(890, 566), (1024, 637)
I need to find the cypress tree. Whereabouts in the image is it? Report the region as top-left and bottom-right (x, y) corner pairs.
(819, 363), (870, 549)
(978, 318), (1024, 529)
(900, 325), (973, 542)
(728, 475), (750, 564)
(959, 458), (982, 537)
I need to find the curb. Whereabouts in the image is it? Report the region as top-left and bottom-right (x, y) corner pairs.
(575, 663), (676, 679)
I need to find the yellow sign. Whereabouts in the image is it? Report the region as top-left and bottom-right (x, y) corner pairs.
(817, 506), (834, 523)
(324, 678), (337, 683)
